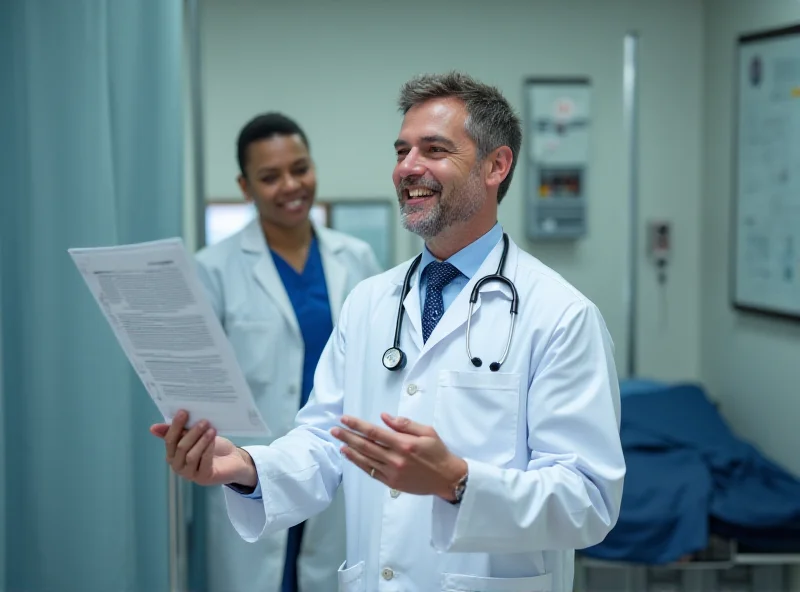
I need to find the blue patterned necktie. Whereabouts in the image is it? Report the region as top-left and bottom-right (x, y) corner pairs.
(421, 261), (462, 343)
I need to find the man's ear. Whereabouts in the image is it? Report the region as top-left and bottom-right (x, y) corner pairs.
(484, 146), (513, 192)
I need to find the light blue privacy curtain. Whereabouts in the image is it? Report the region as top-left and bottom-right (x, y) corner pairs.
(0, 246), (5, 592)
(0, 1), (183, 590)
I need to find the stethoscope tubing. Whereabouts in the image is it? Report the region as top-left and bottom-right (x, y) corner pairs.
(383, 233), (518, 372)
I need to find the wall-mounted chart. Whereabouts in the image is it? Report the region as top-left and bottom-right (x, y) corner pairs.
(732, 24), (800, 320)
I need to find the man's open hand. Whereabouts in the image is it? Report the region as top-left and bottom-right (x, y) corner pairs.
(331, 413), (467, 501)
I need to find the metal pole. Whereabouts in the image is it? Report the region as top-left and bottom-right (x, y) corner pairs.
(168, 470), (186, 592)
(623, 32), (640, 379)
(169, 1), (206, 590)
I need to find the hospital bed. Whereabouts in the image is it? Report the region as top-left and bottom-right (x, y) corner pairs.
(574, 380), (800, 592)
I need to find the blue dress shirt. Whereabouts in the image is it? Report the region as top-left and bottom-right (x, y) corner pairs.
(418, 222), (503, 311)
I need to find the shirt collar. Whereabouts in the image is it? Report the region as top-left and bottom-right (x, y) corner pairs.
(420, 222), (503, 281)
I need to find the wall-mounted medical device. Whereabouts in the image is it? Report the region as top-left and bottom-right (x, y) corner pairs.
(647, 220), (671, 263)
(647, 219), (671, 285)
(524, 78), (591, 240)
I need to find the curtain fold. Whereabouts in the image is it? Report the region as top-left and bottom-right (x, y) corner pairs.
(0, 1), (183, 590)
(0, 245), (5, 592)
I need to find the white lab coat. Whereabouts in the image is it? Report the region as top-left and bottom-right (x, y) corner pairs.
(223, 233), (626, 592)
(196, 218), (382, 592)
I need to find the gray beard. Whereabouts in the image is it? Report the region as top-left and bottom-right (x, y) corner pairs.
(399, 167), (483, 240)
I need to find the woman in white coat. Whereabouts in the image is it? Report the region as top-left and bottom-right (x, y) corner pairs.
(194, 113), (382, 592)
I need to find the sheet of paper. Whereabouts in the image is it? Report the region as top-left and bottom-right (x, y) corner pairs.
(68, 237), (270, 437)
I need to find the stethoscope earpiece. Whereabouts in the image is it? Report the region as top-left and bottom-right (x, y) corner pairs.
(471, 357), (505, 372)
(383, 234), (518, 374)
(470, 357), (506, 372)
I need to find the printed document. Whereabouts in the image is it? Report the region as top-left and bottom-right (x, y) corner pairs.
(69, 238), (270, 437)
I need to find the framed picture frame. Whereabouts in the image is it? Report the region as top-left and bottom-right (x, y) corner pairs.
(326, 198), (395, 270)
(730, 23), (800, 321)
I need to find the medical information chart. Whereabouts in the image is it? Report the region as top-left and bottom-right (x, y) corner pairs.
(734, 25), (800, 319)
(69, 238), (270, 437)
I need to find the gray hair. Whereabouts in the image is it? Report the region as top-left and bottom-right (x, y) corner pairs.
(397, 71), (522, 203)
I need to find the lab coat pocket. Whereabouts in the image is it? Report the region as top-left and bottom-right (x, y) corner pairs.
(225, 321), (275, 391)
(434, 371), (521, 466)
(337, 560), (366, 592)
(441, 572), (552, 592)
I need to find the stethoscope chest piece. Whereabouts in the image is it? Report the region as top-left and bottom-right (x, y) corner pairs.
(382, 347), (406, 371)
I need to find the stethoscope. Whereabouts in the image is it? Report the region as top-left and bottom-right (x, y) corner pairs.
(382, 233), (519, 373)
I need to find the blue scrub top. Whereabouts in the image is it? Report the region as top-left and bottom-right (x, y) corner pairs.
(270, 235), (334, 409)
(270, 235), (333, 592)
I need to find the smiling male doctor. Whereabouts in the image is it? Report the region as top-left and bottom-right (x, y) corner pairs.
(152, 71), (626, 592)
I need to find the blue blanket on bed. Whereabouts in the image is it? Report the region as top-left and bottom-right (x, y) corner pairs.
(581, 381), (800, 564)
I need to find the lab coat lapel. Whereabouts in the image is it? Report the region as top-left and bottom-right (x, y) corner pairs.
(421, 238), (515, 353)
(389, 258), (424, 352)
(316, 226), (347, 326)
(241, 220), (301, 339)
(402, 268), (424, 351)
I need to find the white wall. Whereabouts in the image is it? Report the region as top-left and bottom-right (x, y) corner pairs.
(701, 0), (800, 477)
(198, 0), (705, 381)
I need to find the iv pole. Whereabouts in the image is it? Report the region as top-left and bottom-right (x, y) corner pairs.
(170, 1), (207, 591)
(574, 31), (641, 592)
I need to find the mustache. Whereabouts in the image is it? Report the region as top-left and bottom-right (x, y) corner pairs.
(397, 176), (442, 194)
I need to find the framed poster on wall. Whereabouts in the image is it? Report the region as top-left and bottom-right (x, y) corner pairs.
(731, 24), (800, 321)
(327, 199), (395, 270)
